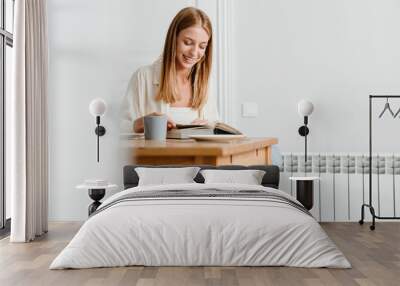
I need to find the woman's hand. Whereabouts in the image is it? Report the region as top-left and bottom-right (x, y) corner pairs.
(166, 115), (177, 130)
(191, 118), (208, 125)
(133, 112), (176, 133)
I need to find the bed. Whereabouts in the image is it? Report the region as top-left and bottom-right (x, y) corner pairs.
(50, 165), (350, 269)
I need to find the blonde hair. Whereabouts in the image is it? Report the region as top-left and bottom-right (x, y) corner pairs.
(156, 7), (213, 110)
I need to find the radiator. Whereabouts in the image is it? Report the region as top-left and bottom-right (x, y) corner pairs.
(279, 153), (400, 222)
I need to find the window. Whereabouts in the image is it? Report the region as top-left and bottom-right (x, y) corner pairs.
(0, 0), (14, 235)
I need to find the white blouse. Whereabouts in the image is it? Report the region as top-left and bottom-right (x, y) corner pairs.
(168, 107), (198, 125)
(120, 58), (219, 133)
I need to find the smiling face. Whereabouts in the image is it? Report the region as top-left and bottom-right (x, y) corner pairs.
(175, 25), (210, 71)
(157, 7), (213, 109)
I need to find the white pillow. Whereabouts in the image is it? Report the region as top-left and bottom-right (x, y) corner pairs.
(135, 167), (200, 186)
(200, 169), (266, 185)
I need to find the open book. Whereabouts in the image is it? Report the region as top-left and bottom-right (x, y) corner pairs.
(167, 122), (242, 139)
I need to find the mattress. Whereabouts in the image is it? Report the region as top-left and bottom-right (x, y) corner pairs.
(50, 183), (351, 269)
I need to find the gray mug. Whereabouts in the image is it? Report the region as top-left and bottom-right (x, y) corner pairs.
(143, 114), (167, 140)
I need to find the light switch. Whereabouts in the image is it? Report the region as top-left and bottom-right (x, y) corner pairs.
(242, 102), (258, 117)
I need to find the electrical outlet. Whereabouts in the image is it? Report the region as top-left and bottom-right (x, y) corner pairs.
(242, 102), (258, 117)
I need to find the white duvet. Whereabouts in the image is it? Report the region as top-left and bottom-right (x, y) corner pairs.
(50, 183), (351, 269)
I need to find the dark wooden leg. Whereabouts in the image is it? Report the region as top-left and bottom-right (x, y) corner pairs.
(296, 180), (314, 210)
(88, 189), (105, 216)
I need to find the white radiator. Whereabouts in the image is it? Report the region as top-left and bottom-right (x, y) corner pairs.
(279, 153), (400, 222)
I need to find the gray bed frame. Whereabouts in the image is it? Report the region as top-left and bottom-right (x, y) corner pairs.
(123, 165), (280, 189)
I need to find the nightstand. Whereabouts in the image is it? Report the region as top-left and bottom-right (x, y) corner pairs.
(76, 182), (117, 216)
(289, 177), (319, 210)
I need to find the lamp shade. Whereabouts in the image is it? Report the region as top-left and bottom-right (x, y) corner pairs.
(89, 98), (107, 117)
(297, 100), (314, 116)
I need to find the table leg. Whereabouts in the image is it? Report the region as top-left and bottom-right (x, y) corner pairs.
(266, 146), (272, 165)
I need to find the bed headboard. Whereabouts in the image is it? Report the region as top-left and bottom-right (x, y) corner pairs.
(123, 165), (280, 189)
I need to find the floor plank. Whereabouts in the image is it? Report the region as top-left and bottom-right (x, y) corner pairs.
(0, 222), (399, 286)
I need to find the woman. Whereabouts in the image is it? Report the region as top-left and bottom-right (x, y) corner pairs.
(121, 7), (219, 133)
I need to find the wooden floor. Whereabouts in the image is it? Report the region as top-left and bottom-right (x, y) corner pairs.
(0, 222), (399, 286)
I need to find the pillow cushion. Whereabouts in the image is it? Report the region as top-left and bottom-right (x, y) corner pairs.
(135, 167), (200, 186)
(200, 169), (266, 185)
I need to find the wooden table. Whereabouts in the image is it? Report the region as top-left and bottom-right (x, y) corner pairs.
(121, 137), (278, 166)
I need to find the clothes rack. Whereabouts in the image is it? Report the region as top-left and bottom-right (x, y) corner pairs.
(359, 95), (400, 230)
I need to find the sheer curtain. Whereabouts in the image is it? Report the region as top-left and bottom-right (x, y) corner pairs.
(8, 0), (48, 242)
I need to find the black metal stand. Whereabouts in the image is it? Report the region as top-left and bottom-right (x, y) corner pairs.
(88, 188), (105, 216)
(298, 116), (310, 162)
(296, 180), (314, 210)
(94, 115), (106, 163)
(359, 95), (400, 230)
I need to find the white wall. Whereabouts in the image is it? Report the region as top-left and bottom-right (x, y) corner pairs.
(231, 0), (400, 153)
(48, 0), (400, 221)
(230, 0), (400, 221)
